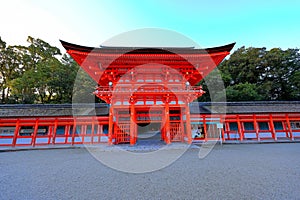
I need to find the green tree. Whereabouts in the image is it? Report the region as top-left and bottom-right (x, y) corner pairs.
(49, 54), (79, 103)
(261, 48), (300, 100)
(225, 82), (265, 101)
(216, 46), (300, 101)
(72, 67), (100, 103)
(0, 37), (7, 102)
(0, 37), (23, 103)
(197, 68), (227, 102)
(289, 71), (300, 100)
(218, 46), (267, 86)
(11, 36), (62, 103)
(10, 69), (37, 103)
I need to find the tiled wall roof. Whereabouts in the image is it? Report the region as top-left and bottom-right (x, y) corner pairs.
(0, 101), (299, 117)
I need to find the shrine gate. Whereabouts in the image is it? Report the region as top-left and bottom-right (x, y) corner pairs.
(61, 41), (235, 145)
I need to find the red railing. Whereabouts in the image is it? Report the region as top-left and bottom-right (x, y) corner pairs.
(0, 116), (109, 147)
(191, 113), (300, 142)
(1, 113), (300, 147)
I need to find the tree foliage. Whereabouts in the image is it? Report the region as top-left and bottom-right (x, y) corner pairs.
(0, 36), (94, 104)
(0, 37), (24, 103)
(199, 46), (300, 101)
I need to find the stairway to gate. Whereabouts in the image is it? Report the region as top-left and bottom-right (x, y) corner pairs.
(136, 139), (165, 147)
(136, 130), (164, 147)
(138, 131), (161, 140)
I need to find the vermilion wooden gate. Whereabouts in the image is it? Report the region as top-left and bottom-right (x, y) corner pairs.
(60, 41), (235, 145)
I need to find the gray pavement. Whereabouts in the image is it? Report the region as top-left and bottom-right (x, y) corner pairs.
(0, 143), (300, 200)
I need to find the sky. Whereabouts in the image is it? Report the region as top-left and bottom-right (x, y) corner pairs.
(1, 0), (300, 53)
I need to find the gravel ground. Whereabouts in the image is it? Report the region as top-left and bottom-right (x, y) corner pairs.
(0, 143), (300, 200)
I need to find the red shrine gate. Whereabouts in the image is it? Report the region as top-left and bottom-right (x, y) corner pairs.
(61, 41), (235, 145)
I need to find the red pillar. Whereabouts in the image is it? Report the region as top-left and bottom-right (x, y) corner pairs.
(285, 114), (294, 140)
(185, 104), (192, 144)
(12, 119), (20, 147)
(203, 115), (207, 142)
(225, 122), (230, 140)
(64, 125), (69, 144)
(220, 116), (225, 142)
(130, 103), (135, 146)
(71, 119), (76, 145)
(165, 103), (171, 144)
(237, 115), (243, 141)
(253, 114), (260, 141)
(91, 117), (95, 144)
(47, 126), (52, 145)
(269, 114), (276, 141)
(81, 124), (86, 144)
(161, 111), (165, 141)
(108, 106), (114, 145)
(32, 118), (39, 147)
(52, 118), (58, 145)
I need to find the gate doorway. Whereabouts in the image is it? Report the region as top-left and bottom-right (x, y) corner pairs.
(137, 122), (162, 141)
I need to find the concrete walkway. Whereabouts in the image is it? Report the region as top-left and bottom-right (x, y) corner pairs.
(0, 143), (300, 199)
(0, 138), (299, 152)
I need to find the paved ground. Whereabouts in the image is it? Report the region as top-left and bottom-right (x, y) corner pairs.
(0, 143), (300, 200)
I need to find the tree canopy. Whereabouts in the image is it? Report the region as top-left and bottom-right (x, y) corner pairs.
(0, 36), (95, 104)
(198, 46), (300, 101)
(0, 36), (299, 103)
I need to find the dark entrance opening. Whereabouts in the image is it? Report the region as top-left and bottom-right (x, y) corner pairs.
(137, 122), (162, 141)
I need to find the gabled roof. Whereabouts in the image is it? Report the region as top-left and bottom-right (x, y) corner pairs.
(60, 40), (235, 86)
(60, 40), (235, 54)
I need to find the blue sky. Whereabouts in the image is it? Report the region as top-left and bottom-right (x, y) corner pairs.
(1, 0), (300, 52)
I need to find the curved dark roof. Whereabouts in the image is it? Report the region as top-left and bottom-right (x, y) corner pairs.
(0, 104), (109, 117)
(190, 101), (300, 114)
(60, 40), (236, 54)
